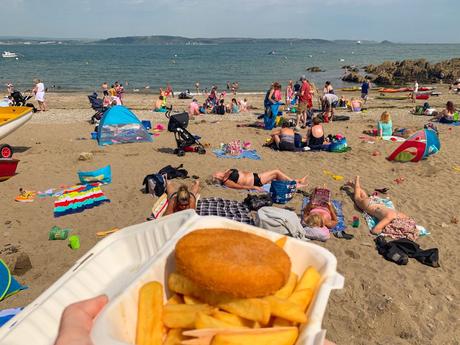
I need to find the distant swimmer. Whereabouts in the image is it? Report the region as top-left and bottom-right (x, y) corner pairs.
(268, 50), (276, 55)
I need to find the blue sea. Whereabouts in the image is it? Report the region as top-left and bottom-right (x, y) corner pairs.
(1, 42), (459, 93)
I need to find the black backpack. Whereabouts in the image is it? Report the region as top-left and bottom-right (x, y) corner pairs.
(142, 174), (165, 197)
(158, 164), (188, 179)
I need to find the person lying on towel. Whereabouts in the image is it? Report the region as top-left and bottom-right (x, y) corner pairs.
(164, 179), (200, 215)
(211, 169), (308, 191)
(344, 176), (418, 241)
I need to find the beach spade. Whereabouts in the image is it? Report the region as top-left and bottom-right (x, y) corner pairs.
(323, 170), (344, 181)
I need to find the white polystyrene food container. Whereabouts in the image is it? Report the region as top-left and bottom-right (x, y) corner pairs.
(0, 210), (344, 345)
(91, 213), (344, 345)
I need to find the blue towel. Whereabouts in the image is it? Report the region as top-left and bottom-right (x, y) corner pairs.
(0, 308), (22, 327)
(442, 122), (460, 126)
(302, 197), (346, 233)
(212, 149), (261, 160)
(264, 102), (282, 130)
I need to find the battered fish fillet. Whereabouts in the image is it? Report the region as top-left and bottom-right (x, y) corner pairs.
(175, 229), (291, 298)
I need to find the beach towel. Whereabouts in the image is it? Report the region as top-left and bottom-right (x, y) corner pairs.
(212, 149), (261, 160)
(363, 196), (429, 236)
(54, 184), (110, 217)
(438, 121), (460, 126)
(382, 136), (406, 142)
(0, 308), (22, 327)
(196, 197), (254, 224)
(217, 183), (271, 194)
(302, 197), (346, 233)
(264, 102), (282, 130)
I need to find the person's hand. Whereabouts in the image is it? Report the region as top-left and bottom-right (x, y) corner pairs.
(54, 295), (108, 345)
(253, 186), (264, 192)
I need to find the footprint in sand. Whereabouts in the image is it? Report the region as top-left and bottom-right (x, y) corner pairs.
(345, 249), (361, 259)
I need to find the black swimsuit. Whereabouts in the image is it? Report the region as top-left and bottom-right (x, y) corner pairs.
(224, 169), (263, 187)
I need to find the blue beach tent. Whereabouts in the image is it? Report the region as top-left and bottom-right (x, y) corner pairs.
(97, 106), (153, 146)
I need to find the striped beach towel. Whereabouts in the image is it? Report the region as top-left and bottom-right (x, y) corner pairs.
(54, 184), (110, 217)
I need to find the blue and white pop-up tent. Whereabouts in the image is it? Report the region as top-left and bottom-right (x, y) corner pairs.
(97, 106), (153, 146)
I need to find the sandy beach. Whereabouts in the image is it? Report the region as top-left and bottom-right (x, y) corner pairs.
(1, 86), (459, 345)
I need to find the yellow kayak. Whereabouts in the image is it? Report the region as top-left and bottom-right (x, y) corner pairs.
(0, 107), (33, 141)
(0, 106), (34, 158)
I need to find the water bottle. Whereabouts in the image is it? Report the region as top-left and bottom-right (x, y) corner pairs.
(352, 216), (360, 228)
(454, 112), (459, 122)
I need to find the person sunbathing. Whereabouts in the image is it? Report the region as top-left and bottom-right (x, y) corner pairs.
(303, 201), (338, 230)
(164, 179), (200, 216)
(266, 122), (296, 151)
(350, 97), (363, 112)
(345, 176), (418, 241)
(306, 117), (325, 148)
(212, 169), (308, 191)
(433, 101), (457, 123)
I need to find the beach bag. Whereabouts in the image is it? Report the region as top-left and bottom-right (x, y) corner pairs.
(243, 193), (273, 211)
(329, 137), (348, 153)
(78, 165), (112, 184)
(158, 164), (188, 179)
(270, 180), (297, 204)
(142, 173), (165, 197)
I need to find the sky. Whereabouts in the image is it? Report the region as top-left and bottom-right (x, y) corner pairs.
(0, 0), (458, 43)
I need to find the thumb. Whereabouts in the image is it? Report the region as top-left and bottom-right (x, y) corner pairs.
(80, 295), (109, 319)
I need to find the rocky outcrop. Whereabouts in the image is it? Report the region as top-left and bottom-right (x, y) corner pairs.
(306, 66), (324, 72)
(342, 72), (365, 83)
(364, 58), (460, 85)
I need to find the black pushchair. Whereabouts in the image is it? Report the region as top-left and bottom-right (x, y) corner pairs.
(166, 108), (206, 156)
(88, 92), (108, 124)
(10, 90), (36, 112)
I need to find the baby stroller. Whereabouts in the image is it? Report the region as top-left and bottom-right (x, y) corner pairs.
(88, 92), (108, 124)
(10, 90), (36, 112)
(166, 108), (206, 156)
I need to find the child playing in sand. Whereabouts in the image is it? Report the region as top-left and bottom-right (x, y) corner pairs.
(377, 111), (393, 137)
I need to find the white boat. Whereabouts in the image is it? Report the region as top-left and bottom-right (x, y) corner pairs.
(356, 40), (362, 44)
(2, 51), (18, 58)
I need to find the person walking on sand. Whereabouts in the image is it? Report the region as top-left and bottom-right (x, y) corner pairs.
(297, 76), (314, 129)
(411, 80), (419, 103)
(195, 82), (200, 94)
(33, 79), (47, 111)
(361, 78), (370, 104)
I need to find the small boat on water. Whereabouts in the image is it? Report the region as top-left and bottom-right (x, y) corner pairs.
(2, 51), (19, 58)
(0, 106), (34, 158)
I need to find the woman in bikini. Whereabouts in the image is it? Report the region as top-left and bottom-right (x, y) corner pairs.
(164, 179), (200, 216)
(346, 176), (418, 241)
(212, 169), (308, 191)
